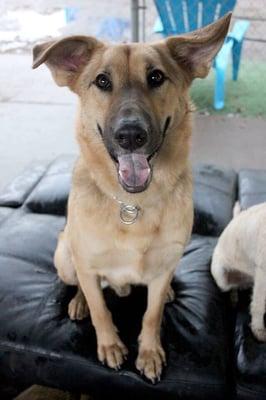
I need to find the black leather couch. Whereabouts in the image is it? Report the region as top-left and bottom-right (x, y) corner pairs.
(0, 155), (265, 400)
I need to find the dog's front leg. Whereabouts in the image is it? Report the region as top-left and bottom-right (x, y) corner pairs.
(136, 270), (173, 383)
(77, 272), (128, 369)
(251, 266), (266, 342)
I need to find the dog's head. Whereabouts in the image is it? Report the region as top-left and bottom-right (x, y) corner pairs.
(33, 14), (231, 194)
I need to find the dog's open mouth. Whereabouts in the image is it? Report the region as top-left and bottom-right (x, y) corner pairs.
(109, 117), (171, 193)
(117, 153), (152, 193)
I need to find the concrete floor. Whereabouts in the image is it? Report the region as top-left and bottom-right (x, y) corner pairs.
(0, 54), (77, 190)
(1, 53), (266, 191)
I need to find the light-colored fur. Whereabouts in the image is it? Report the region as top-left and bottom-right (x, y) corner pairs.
(33, 14), (231, 382)
(211, 203), (266, 342)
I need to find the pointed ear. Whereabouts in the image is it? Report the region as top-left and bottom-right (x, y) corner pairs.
(166, 13), (232, 79)
(32, 35), (103, 87)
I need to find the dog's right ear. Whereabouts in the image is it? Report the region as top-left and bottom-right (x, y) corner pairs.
(166, 13), (231, 80)
(32, 36), (103, 87)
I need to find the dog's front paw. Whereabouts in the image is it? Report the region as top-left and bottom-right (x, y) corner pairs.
(136, 341), (166, 383)
(252, 326), (266, 342)
(98, 334), (128, 370)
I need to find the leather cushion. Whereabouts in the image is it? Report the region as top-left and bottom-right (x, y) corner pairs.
(0, 212), (233, 400)
(238, 169), (266, 210)
(0, 162), (47, 208)
(25, 155), (75, 216)
(0, 207), (13, 226)
(234, 291), (266, 400)
(193, 164), (237, 236)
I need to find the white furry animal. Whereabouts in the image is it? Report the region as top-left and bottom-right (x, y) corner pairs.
(211, 202), (266, 342)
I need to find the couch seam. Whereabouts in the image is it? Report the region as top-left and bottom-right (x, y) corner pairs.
(237, 382), (266, 396)
(0, 340), (229, 388)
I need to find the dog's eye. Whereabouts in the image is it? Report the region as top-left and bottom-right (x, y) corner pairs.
(147, 69), (165, 88)
(95, 74), (112, 91)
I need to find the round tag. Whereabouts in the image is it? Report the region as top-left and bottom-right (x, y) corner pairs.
(120, 204), (140, 225)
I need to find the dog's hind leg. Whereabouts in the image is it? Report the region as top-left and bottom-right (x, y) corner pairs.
(212, 261), (252, 292)
(68, 286), (89, 320)
(54, 231), (89, 320)
(250, 266), (266, 342)
(211, 247), (252, 291)
(211, 256), (233, 291)
(166, 285), (175, 303)
(54, 231), (78, 286)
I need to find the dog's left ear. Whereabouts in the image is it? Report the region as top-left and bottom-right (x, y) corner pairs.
(166, 12), (232, 79)
(32, 35), (103, 87)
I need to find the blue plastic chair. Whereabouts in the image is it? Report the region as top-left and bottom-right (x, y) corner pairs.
(153, 0), (249, 109)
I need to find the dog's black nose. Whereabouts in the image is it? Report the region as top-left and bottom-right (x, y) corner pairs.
(115, 124), (148, 151)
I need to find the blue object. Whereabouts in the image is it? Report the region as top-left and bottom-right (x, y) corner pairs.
(64, 9), (129, 43)
(153, 0), (249, 110)
(64, 7), (79, 23)
(97, 17), (129, 42)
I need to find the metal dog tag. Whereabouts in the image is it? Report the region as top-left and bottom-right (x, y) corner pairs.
(119, 203), (140, 225)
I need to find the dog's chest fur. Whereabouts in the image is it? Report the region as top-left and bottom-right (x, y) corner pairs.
(68, 176), (193, 286)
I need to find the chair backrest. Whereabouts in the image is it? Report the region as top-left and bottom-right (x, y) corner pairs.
(154, 0), (236, 35)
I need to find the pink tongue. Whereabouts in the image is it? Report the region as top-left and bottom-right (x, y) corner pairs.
(118, 153), (151, 188)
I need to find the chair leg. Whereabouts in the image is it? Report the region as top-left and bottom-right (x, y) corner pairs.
(214, 66), (226, 110)
(232, 41), (243, 81)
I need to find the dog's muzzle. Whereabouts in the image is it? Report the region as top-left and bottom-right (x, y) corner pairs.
(110, 120), (151, 193)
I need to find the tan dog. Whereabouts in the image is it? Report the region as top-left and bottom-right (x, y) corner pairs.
(211, 203), (266, 342)
(33, 13), (231, 382)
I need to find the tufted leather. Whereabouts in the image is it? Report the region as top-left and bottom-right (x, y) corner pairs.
(25, 155), (75, 215)
(0, 157), (265, 399)
(238, 169), (266, 211)
(0, 162), (48, 208)
(193, 164), (237, 236)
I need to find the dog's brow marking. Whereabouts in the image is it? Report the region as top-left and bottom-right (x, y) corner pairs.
(126, 45), (131, 78)
(124, 45), (131, 62)
(146, 64), (155, 72)
(100, 69), (111, 77)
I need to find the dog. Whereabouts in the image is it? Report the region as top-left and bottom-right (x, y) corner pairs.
(32, 13), (231, 382)
(211, 202), (266, 342)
